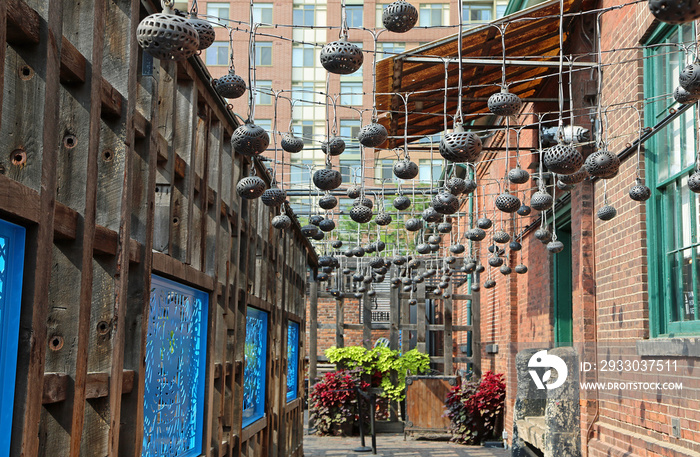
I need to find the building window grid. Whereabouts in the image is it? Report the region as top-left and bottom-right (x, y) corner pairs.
(256, 42), (273, 66)
(253, 3), (273, 25)
(419, 159), (442, 183)
(375, 159), (396, 183)
(206, 41), (229, 66)
(255, 80), (273, 105)
(462, 1), (493, 23)
(293, 4), (316, 26)
(346, 4), (363, 27)
(207, 3), (230, 21)
(340, 81), (364, 106)
(292, 45), (316, 68)
(377, 42), (406, 59)
(419, 3), (449, 26)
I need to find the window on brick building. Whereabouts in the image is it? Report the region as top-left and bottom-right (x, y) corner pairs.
(292, 44), (316, 68)
(256, 42), (273, 66)
(645, 23), (700, 336)
(293, 4), (315, 26)
(253, 3), (273, 24)
(346, 4), (363, 27)
(207, 3), (230, 21)
(206, 41), (229, 66)
(419, 159), (442, 183)
(255, 80), (273, 105)
(340, 81), (363, 106)
(375, 159), (396, 184)
(419, 4), (449, 26)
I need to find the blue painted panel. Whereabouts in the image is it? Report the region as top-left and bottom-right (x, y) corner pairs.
(142, 275), (208, 457)
(243, 307), (268, 427)
(286, 321), (299, 402)
(0, 219), (25, 457)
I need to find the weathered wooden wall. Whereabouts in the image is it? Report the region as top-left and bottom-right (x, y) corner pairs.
(0, 1), (314, 456)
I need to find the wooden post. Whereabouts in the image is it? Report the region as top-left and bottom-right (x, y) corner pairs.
(472, 285), (482, 378)
(443, 288), (454, 376)
(308, 274), (318, 384)
(416, 283), (427, 354)
(362, 291), (372, 349)
(336, 297), (344, 348)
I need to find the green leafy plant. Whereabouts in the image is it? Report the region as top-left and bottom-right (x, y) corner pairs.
(444, 371), (506, 445)
(325, 346), (430, 402)
(309, 370), (368, 436)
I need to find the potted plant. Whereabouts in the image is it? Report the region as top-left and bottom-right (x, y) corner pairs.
(308, 370), (368, 436)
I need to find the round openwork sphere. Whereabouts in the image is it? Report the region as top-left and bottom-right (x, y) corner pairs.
(319, 194), (338, 210)
(515, 264), (528, 274)
(318, 255), (335, 267)
(446, 177), (468, 195)
(597, 205), (617, 221)
(271, 214), (292, 230)
(439, 127), (483, 163)
(559, 167), (589, 184)
(358, 123), (388, 148)
(500, 265), (512, 275)
(432, 191), (459, 215)
(450, 244), (465, 254)
(322, 137), (346, 156)
(438, 281), (449, 289)
(429, 243), (440, 252)
(376, 241), (386, 252)
(382, 0), (419, 32)
(214, 70), (247, 99)
(347, 186), (361, 199)
(405, 218), (423, 231)
(301, 224), (319, 237)
(350, 205), (373, 223)
(471, 283), (481, 292)
(313, 168), (342, 191)
(188, 15), (215, 50)
(547, 240), (565, 253)
(309, 215), (324, 226)
(488, 256), (504, 267)
(488, 245), (505, 255)
(484, 279), (496, 289)
(487, 89), (523, 117)
(437, 222), (452, 233)
(393, 159), (419, 179)
(236, 176), (266, 199)
(369, 257), (386, 269)
(344, 249), (354, 257)
(530, 191), (553, 211)
(509, 240), (522, 251)
(543, 144), (584, 175)
(319, 219), (336, 232)
(463, 178), (478, 194)
(493, 230), (511, 244)
(393, 195), (411, 210)
(428, 235), (441, 244)
(466, 228), (486, 241)
(312, 231), (325, 241)
(231, 123), (269, 157)
(422, 207), (441, 222)
(137, 11), (200, 61)
(495, 192), (521, 213)
(463, 261), (476, 273)
(508, 167), (530, 185)
(416, 243), (431, 254)
(689, 170), (700, 193)
(332, 240), (343, 249)
(281, 133), (304, 153)
(408, 259), (421, 269)
(674, 85), (700, 104)
(477, 217), (493, 229)
(649, 0), (700, 25)
(320, 39), (364, 75)
(535, 228), (552, 242)
(353, 197), (373, 208)
(476, 264), (486, 273)
(393, 256), (407, 265)
(353, 247), (366, 257)
(517, 204), (531, 216)
(585, 149), (620, 179)
(261, 187), (286, 207)
(375, 212), (392, 226)
(629, 181), (652, 201)
(365, 243), (375, 252)
(317, 272), (329, 282)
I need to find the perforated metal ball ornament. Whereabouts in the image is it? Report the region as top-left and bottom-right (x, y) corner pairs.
(393, 159), (419, 179)
(597, 205), (617, 221)
(422, 207), (441, 222)
(547, 240), (565, 253)
(271, 214), (292, 230)
(493, 230), (511, 244)
(687, 170), (700, 193)
(369, 257), (385, 269)
(312, 231), (325, 240)
(405, 218), (422, 232)
(350, 204), (373, 223)
(474, 218), (492, 230)
(281, 133), (304, 153)
(500, 265), (512, 275)
(466, 228), (486, 241)
(463, 261), (476, 273)
(429, 243), (440, 252)
(584, 149), (620, 179)
(558, 167), (589, 184)
(353, 197), (373, 208)
(376, 240), (386, 252)
(543, 143), (584, 175)
(416, 243), (431, 254)
(375, 212), (392, 226)
(319, 194), (338, 210)
(393, 195), (411, 210)
(450, 244), (465, 254)
(517, 204), (531, 216)
(488, 244), (505, 255)
(674, 85), (700, 105)
(301, 224), (319, 237)
(445, 177), (467, 195)
(508, 167), (530, 184)
(495, 192), (521, 213)
(438, 281), (449, 289)
(317, 272), (329, 281)
(313, 168), (342, 191)
(464, 178), (478, 194)
(408, 258), (421, 268)
(261, 187), (286, 207)
(476, 264), (486, 273)
(428, 235), (441, 244)
(321, 137), (346, 156)
(439, 125), (483, 163)
(318, 255), (334, 267)
(320, 38), (364, 75)
(487, 89), (523, 117)
(629, 180), (652, 201)
(393, 256), (407, 265)
(352, 246), (366, 257)
(319, 218), (336, 232)
(382, 0), (419, 32)
(432, 191), (459, 215)
(236, 176), (266, 199)
(530, 191), (553, 211)
(358, 123), (388, 148)
(471, 283), (481, 292)
(231, 123), (269, 157)
(535, 228), (552, 242)
(332, 240), (343, 249)
(137, 9), (200, 61)
(510, 240), (522, 251)
(437, 222), (452, 233)
(346, 186), (360, 199)
(488, 256), (504, 267)
(310, 215), (324, 226)
(515, 264), (528, 274)
(214, 70), (247, 99)
(188, 14), (215, 50)
(484, 279), (496, 289)
(649, 0), (700, 25)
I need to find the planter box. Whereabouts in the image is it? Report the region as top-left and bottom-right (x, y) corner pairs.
(404, 375), (460, 436)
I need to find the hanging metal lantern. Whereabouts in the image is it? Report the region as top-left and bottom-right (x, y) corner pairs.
(376, 241), (386, 251)
(547, 240), (565, 253)
(319, 194), (338, 209)
(354, 197), (373, 208)
(508, 167), (530, 184)
(648, 0), (700, 25)
(487, 88), (522, 117)
(405, 218), (423, 231)
(530, 191), (553, 211)
(332, 240), (343, 249)
(500, 265), (512, 275)
(319, 219), (336, 232)
(428, 235), (441, 244)
(471, 283), (481, 292)
(393, 159), (419, 179)
(509, 240), (522, 251)
(382, 0), (418, 32)
(584, 149), (620, 179)
(439, 125), (483, 163)
(437, 222), (452, 233)
(281, 133), (304, 153)
(450, 244), (465, 254)
(310, 215), (324, 226)
(320, 38), (364, 74)
(408, 259), (421, 268)
(488, 244), (505, 255)
(446, 177), (468, 195)
(358, 123), (388, 148)
(488, 256), (504, 267)
(429, 243), (440, 252)
(476, 264), (486, 273)
(416, 243), (431, 254)
(517, 204), (531, 216)
(493, 230), (510, 244)
(432, 191), (459, 215)
(301, 224), (319, 237)
(543, 143), (584, 175)
(318, 255), (334, 267)
(466, 228), (486, 241)
(535, 228), (552, 242)
(261, 187), (286, 207)
(484, 279), (496, 289)
(393, 256), (407, 265)
(515, 264), (528, 274)
(231, 123), (270, 156)
(353, 247), (366, 257)
(558, 167), (589, 184)
(463, 178), (478, 194)
(313, 168), (343, 191)
(687, 169), (700, 192)
(188, 14), (215, 50)
(495, 192), (521, 213)
(629, 180), (651, 201)
(674, 85), (700, 104)
(369, 258), (385, 269)
(214, 69), (247, 99)
(317, 272), (329, 281)
(236, 176), (266, 199)
(375, 212), (392, 226)
(393, 195), (411, 210)
(350, 204), (373, 223)
(477, 217), (492, 229)
(312, 231), (325, 240)
(322, 136), (346, 156)
(463, 261), (476, 273)
(347, 186), (361, 199)
(272, 214), (292, 230)
(422, 207), (441, 222)
(597, 205), (617, 221)
(137, 8), (200, 61)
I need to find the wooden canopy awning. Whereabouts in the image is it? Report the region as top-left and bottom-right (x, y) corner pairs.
(375, 0), (596, 147)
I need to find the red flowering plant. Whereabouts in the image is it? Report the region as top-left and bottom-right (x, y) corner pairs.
(309, 370), (369, 435)
(444, 371), (506, 445)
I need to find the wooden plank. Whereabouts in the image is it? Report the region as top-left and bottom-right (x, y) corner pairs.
(59, 36), (87, 84)
(444, 290), (454, 376)
(362, 290), (372, 350)
(0, 174), (41, 223)
(336, 297), (344, 348)
(101, 78), (123, 118)
(42, 371), (136, 404)
(416, 283), (427, 354)
(5, 0), (40, 45)
(0, 0), (6, 131)
(308, 277), (319, 383)
(152, 251), (216, 291)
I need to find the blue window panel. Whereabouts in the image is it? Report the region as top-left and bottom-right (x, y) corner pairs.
(286, 321), (300, 402)
(0, 219), (25, 457)
(243, 307), (268, 427)
(142, 275), (208, 457)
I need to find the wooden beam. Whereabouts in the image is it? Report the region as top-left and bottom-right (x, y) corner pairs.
(42, 371), (136, 404)
(5, 0), (40, 45)
(101, 78), (123, 118)
(59, 36), (87, 84)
